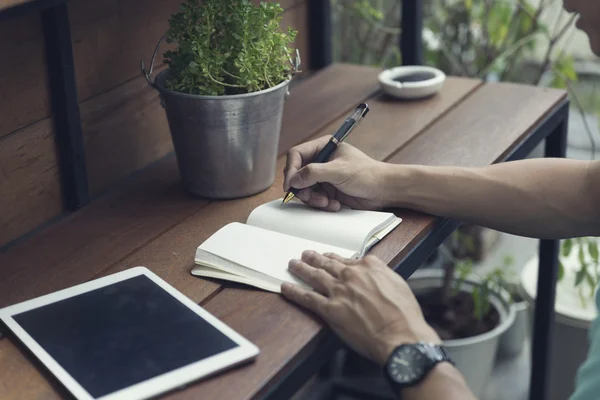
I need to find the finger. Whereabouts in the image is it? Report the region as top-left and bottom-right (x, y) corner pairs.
(323, 252), (361, 266)
(318, 184), (342, 211)
(290, 161), (346, 190)
(281, 282), (328, 317)
(295, 187), (314, 202)
(288, 259), (336, 295)
(296, 186), (341, 211)
(283, 136), (330, 191)
(305, 188), (332, 209)
(301, 250), (346, 279)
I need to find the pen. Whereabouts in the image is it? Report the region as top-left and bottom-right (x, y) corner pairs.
(282, 103), (370, 205)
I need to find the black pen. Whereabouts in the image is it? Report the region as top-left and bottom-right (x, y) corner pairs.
(282, 103), (370, 205)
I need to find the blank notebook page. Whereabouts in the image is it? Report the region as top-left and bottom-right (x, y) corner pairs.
(198, 222), (356, 284)
(246, 199), (395, 253)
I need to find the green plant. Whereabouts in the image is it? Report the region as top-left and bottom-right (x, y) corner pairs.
(440, 227), (516, 321)
(453, 254), (517, 320)
(559, 237), (600, 308)
(163, 0), (299, 96)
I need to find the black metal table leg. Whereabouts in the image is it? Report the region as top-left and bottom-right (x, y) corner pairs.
(307, 0), (332, 71)
(529, 110), (569, 400)
(400, 0), (423, 65)
(41, 3), (89, 210)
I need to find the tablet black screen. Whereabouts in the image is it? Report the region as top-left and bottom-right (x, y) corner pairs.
(13, 275), (238, 398)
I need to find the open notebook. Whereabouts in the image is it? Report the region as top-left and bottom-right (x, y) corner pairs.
(191, 199), (402, 292)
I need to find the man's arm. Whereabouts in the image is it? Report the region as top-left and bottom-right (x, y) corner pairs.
(401, 363), (476, 400)
(280, 251), (477, 400)
(284, 138), (600, 239)
(381, 158), (600, 239)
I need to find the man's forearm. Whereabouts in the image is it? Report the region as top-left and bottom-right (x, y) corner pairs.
(398, 363), (477, 400)
(381, 158), (600, 239)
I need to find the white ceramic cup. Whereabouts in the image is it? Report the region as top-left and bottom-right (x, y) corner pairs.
(378, 66), (446, 99)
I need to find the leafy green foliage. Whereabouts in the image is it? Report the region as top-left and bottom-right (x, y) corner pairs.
(550, 55), (578, 89)
(163, 0), (298, 96)
(450, 249), (516, 321)
(560, 237), (600, 307)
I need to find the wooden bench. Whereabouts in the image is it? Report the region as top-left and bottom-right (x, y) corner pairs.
(0, 63), (568, 400)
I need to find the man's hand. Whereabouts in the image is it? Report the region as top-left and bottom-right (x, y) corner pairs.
(283, 136), (392, 211)
(280, 251), (440, 365)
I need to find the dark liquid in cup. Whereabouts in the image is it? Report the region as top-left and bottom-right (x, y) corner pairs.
(393, 72), (436, 83)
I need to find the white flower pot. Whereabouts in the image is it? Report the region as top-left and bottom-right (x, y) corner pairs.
(408, 269), (515, 397)
(520, 243), (598, 400)
(498, 283), (530, 358)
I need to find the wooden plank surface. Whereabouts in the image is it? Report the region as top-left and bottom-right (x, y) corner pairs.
(81, 74), (174, 196)
(98, 77), (482, 400)
(0, 13), (50, 138)
(88, 64), (385, 299)
(0, 63), (373, 307)
(0, 0), (310, 247)
(0, 119), (62, 248)
(0, 64), (382, 400)
(165, 81), (567, 399)
(0, 65), (566, 400)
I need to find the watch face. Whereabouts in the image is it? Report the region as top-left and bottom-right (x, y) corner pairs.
(387, 345), (428, 384)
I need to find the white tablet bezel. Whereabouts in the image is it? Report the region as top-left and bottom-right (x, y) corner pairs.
(0, 266), (259, 400)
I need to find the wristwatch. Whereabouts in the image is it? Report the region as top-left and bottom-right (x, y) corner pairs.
(383, 341), (454, 389)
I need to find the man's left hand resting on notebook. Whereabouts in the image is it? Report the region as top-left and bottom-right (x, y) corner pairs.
(281, 251), (476, 400)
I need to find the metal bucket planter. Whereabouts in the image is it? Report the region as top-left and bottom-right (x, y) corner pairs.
(142, 37), (299, 199)
(408, 269), (515, 398)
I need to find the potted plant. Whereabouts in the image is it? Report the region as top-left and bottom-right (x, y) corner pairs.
(141, 0), (300, 199)
(520, 237), (599, 400)
(408, 231), (516, 398)
(496, 259), (531, 359)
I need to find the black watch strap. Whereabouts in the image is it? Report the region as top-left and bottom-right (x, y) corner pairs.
(417, 342), (454, 365)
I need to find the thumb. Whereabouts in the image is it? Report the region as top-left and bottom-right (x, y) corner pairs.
(290, 161), (344, 189)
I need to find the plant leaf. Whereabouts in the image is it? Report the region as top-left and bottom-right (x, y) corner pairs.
(558, 260), (565, 281)
(562, 238), (573, 257)
(589, 240), (599, 263)
(575, 268), (586, 287)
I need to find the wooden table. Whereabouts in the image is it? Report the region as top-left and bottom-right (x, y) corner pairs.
(0, 63), (568, 400)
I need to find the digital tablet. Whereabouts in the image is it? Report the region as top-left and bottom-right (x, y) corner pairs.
(0, 266), (259, 400)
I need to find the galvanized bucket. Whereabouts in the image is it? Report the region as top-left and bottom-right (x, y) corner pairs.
(141, 35), (300, 199)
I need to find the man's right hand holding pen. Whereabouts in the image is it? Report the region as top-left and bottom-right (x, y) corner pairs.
(282, 135), (393, 212)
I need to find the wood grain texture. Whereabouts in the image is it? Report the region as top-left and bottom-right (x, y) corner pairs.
(81, 74), (174, 196)
(278, 63), (382, 153)
(80, 1), (309, 196)
(0, 0), (308, 245)
(69, 0), (306, 103)
(0, 64), (377, 400)
(388, 82), (567, 167)
(0, 339), (63, 400)
(0, 119), (62, 247)
(0, 156), (209, 309)
(322, 77), (482, 161)
(68, 0), (184, 102)
(0, 13), (50, 138)
(164, 288), (324, 400)
(170, 82), (568, 399)
(0, 66), (565, 399)
(92, 64), (383, 301)
(120, 76), (484, 399)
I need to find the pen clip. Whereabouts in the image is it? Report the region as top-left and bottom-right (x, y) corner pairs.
(339, 104), (369, 142)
